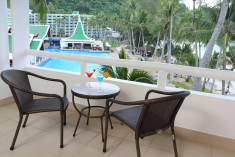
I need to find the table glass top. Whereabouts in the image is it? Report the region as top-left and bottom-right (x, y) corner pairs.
(71, 82), (120, 97)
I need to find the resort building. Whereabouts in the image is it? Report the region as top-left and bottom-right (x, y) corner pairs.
(7, 9), (96, 37)
(8, 9), (120, 40)
(8, 25), (50, 64)
(60, 16), (96, 50)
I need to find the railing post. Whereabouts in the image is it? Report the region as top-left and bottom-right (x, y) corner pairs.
(157, 70), (167, 89)
(80, 61), (88, 76)
(0, 0), (10, 70)
(11, 0), (30, 69)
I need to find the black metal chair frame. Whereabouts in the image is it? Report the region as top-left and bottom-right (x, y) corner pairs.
(103, 89), (190, 157)
(1, 69), (68, 150)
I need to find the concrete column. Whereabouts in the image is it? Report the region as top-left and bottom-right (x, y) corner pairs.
(0, 0), (11, 99)
(80, 61), (87, 76)
(11, 0), (29, 69)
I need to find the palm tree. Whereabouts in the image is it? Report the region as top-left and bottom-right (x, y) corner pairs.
(158, 0), (181, 61)
(123, 11), (133, 52)
(161, 32), (167, 61)
(168, 0), (174, 64)
(227, 46), (235, 71)
(210, 49), (223, 93)
(57, 28), (65, 37)
(102, 15), (109, 41)
(177, 2), (217, 67)
(30, 0), (50, 24)
(153, 31), (161, 59)
(100, 48), (155, 84)
(193, 0), (198, 67)
(192, 0), (230, 91)
(88, 17), (96, 38)
(55, 18), (63, 37)
(219, 1), (235, 94)
(129, 0), (137, 53)
(96, 11), (106, 40)
(138, 10), (148, 57)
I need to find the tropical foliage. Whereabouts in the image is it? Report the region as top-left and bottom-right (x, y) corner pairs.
(100, 48), (156, 84)
(28, 0), (235, 95)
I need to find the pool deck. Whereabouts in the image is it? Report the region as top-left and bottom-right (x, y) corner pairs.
(60, 48), (110, 53)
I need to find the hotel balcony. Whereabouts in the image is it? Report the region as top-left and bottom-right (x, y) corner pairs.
(0, 0), (234, 157)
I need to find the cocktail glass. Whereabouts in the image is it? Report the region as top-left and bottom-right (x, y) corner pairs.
(86, 70), (95, 87)
(96, 75), (104, 92)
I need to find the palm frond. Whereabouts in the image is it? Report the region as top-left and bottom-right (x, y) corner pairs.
(129, 69), (155, 84)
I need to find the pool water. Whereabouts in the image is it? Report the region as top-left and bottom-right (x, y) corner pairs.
(39, 49), (111, 73)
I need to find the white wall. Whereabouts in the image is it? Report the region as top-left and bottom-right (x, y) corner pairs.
(26, 67), (235, 140)
(0, 0), (11, 99)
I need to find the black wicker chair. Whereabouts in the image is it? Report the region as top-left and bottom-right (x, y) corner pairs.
(103, 89), (190, 157)
(1, 69), (68, 150)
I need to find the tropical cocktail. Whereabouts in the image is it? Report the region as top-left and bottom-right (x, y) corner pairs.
(96, 75), (104, 92)
(86, 70), (95, 87)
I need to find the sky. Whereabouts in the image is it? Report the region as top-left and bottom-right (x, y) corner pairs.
(182, 0), (218, 9)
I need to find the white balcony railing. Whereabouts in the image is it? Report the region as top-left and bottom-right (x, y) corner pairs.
(26, 49), (235, 89)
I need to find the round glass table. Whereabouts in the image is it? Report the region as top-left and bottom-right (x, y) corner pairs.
(71, 82), (120, 141)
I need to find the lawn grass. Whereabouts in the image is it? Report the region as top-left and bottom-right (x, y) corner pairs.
(110, 41), (122, 48)
(182, 76), (194, 85)
(172, 81), (190, 90)
(188, 79), (194, 85)
(171, 76), (211, 93)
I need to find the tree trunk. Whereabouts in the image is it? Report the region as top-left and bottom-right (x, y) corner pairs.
(192, 0), (229, 91)
(153, 31), (161, 59)
(161, 32), (167, 61)
(137, 31), (142, 53)
(222, 62), (226, 95)
(142, 29), (147, 57)
(131, 27), (135, 53)
(199, 41), (201, 65)
(104, 28), (107, 41)
(127, 27), (132, 52)
(167, 36), (171, 63)
(96, 25), (98, 38)
(222, 32), (228, 95)
(210, 49), (223, 93)
(168, 0), (174, 64)
(201, 77), (207, 92)
(193, 0), (198, 67)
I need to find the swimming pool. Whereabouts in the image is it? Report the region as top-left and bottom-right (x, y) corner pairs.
(39, 49), (111, 73)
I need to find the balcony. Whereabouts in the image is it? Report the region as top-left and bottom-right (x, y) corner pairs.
(0, 102), (234, 157)
(0, 0), (235, 157)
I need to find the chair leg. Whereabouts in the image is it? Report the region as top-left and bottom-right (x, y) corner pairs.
(135, 138), (141, 157)
(109, 117), (113, 129)
(103, 116), (109, 152)
(10, 115), (23, 150)
(22, 114), (29, 128)
(171, 126), (178, 157)
(100, 117), (104, 142)
(86, 99), (91, 125)
(73, 113), (81, 136)
(64, 110), (66, 126)
(60, 113), (64, 148)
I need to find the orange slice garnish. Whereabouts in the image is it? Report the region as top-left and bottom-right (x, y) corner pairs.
(103, 72), (109, 78)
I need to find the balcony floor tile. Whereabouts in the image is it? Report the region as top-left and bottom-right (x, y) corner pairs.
(0, 103), (234, 157)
